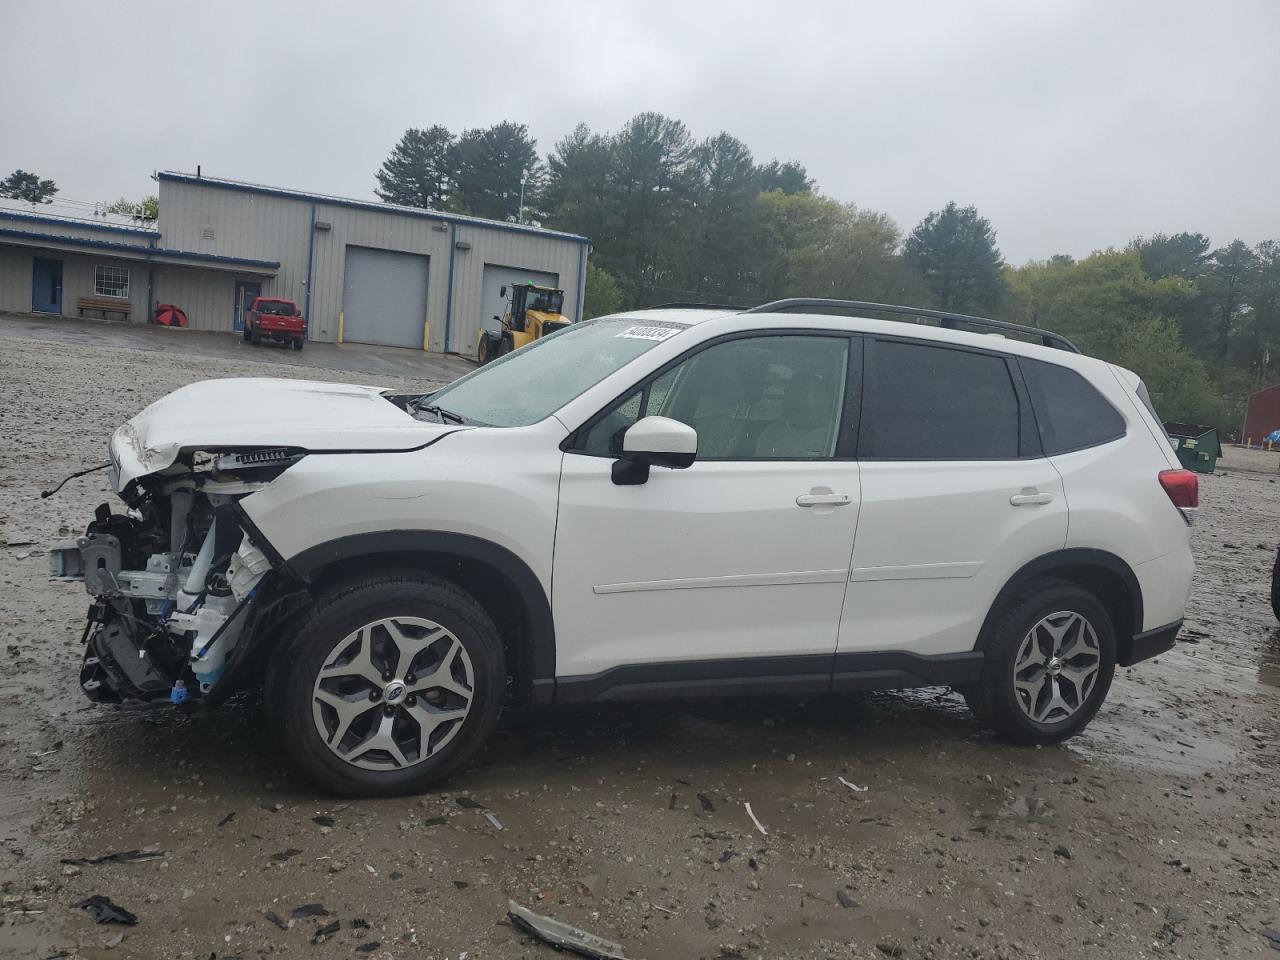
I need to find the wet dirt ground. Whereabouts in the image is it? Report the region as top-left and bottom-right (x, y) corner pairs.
(2, 325), (1279, 960)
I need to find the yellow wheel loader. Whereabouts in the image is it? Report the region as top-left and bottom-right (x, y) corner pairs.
(476, 283), (571, 364)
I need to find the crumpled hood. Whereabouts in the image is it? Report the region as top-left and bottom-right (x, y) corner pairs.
(110, 377), (457, 489)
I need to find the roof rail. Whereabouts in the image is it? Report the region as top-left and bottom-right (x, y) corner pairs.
(745, 298), (1081, 354)
(647, 301), (752, 311)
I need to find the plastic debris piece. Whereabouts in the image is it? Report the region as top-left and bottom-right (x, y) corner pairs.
(270, 848), (303, 862)
(838, 777), (868, 793)
(422, 816), (448, 826)
(312, 919), (340, 943)
(356, 943), (381, 954)
(61, 850), (164, 867)
(74, 895), (138, 925)
(485, 812), (504, 830)
(836, 890), (859, 909)
(507, 900), (627, 960)
(696, 792), (715, 812)
(312, 815), (335, 827)
(290, 903), (332, 919)
(216, 812), (236, 828)
(169, 680), (187, 705)
(351, 918), (370, 929)
(744, 802), (768, 836)
(263, 910), (288, 930)
(456, 796), (484, 809)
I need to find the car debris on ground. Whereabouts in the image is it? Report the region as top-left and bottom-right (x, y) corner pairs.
(61, 849), (164, 867)
(508, 900), (627, 960)
(74, 895), (138, 925)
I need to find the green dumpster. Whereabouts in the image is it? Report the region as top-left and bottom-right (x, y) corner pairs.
(1162, 421), (1221, 474)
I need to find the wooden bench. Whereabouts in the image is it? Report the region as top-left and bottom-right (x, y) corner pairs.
(78, 296), (131, 322)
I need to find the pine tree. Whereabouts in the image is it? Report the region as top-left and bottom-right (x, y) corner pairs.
(375, 126), (456, 209)
(903, 202), (1006, 313)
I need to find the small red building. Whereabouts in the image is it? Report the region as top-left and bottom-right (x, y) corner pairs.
(1243, 383), (1280, 443)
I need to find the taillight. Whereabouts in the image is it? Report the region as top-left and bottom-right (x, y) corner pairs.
(1158, 468), (1198, 524)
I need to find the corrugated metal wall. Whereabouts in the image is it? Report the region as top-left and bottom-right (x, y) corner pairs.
(154, 178), (587, 350)
(0, 245), (149, 320)
(0, 247), (30, 313)
(1244, 386), (1280, 442)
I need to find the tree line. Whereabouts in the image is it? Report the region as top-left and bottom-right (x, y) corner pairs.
(376, 115), (1274, 430)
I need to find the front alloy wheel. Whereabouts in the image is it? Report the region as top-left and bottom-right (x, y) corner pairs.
(267, 572), (505, 796)
(311, 616), (474, 770)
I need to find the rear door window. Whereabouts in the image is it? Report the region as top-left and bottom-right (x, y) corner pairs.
(860, 340), (1024, 460)
(1020, 358), (1126, 454)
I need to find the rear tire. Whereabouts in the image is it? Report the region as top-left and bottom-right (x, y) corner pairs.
(293, 338), (305, 351)
(264, 571), (505, 797)
(966, 579), (1116, 745)
(251, 330), (261, 346)
(1270, 548), (1280, 622)
(242, 326), (251, 342)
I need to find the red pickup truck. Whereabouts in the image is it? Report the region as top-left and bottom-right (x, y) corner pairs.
(243, 297), (306, 350)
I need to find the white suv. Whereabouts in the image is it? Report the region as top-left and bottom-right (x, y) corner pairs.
(50, 299), (1197, 796)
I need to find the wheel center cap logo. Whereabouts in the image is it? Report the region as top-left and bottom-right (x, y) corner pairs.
(384, 681), (407, 705)
(1047, 657), (1063, 676)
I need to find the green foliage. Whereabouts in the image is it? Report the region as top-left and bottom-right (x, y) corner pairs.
(375, 126), (456, 209)
(903, 202), (1006, 313)
(452, 121), (542, 222)
(1, 169), (58, 204)
(375, 113), (1276, 435)
(583, 263), (626, 319)
(103, 195), (158, 220)
(1006, 251), (1225, 424)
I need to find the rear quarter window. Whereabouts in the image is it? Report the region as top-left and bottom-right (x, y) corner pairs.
(1020, 358), (1126, 454)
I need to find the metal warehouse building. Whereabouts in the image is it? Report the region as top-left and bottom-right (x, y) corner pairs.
(0, 172), (589, 354)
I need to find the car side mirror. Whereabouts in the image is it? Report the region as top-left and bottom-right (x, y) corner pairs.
(612, 416), (697, 485)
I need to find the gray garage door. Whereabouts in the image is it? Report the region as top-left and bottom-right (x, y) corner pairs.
(479, 264), (560, 341)
(341, 246), (430, 349)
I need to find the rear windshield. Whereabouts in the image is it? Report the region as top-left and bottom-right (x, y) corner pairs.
(425, 317), (687, 427)
(256, 300), (296, 315)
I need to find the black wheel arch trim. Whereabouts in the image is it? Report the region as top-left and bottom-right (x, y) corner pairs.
(285, 531), (556, 682)
(978, 548), (1144, 659)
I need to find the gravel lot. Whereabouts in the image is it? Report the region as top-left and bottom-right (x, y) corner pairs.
(1, 323), (1278, 960)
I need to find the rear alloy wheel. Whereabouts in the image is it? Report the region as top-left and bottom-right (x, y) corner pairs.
(267, 572), (505, 796)
(966, 580), (1116, 745)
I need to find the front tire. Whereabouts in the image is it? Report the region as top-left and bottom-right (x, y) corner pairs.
(265, 571), (505, 796)
(966, 579), (1116, 745)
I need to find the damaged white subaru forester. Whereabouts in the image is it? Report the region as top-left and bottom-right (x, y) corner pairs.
(49, 299), (1196, 796)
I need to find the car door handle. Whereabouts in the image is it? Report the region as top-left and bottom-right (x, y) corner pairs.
(796, 493), (852, 507)
(1010, 490), (1053, 506)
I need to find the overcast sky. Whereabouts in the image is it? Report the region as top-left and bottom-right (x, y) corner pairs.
(3, 0), (1276, 263)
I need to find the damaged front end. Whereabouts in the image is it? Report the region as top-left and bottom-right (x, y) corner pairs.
(49, 446), (303, 706)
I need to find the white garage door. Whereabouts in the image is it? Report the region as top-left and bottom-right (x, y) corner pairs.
(341, 246), (430, 349)
(477, 264), (560, 344)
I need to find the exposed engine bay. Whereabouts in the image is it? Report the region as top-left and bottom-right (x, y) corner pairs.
(48, 447), (303, 705)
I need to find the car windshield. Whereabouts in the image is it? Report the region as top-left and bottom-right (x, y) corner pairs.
(257, 300), (296, 315)
(424, 317), (687, 427)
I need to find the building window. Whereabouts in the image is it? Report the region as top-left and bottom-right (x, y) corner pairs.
(95, 265), (130, 299)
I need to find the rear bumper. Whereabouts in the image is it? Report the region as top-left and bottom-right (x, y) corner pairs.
(1120, 619), (1181, 667)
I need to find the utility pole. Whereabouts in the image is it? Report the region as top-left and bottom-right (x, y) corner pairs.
(517, 168), (529, 224)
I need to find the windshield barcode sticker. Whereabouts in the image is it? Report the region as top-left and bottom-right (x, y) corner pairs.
(617, 326), (679, 341)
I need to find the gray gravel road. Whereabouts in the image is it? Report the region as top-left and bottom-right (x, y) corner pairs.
(1, 327), (1278, 960)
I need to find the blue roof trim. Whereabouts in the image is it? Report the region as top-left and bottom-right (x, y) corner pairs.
(0, 227), (280, 270)
(157, 171), (591, 245)
(0, 208), (159, 238)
